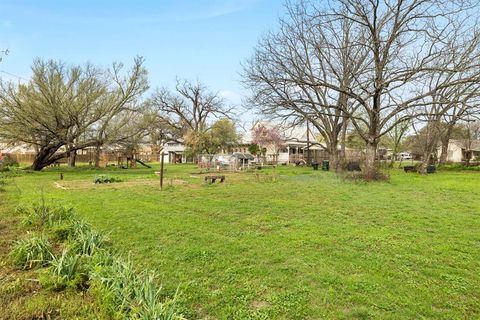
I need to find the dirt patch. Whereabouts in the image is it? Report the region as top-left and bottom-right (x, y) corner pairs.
(53, 179), (188, 191)
(252, 300), (271, 310)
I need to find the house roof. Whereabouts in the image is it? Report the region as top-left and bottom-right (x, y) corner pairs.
(0, 143), (36, 153)
(244, 121), (319, 145)
(231, 152), (255, 160)
(449, 139), (480, 151)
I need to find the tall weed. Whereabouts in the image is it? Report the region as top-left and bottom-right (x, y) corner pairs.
(10, 234), (54, 269)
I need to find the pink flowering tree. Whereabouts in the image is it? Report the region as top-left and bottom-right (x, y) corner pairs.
(252, 125), (284, 164)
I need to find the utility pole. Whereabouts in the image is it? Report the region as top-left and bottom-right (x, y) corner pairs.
(306, 120), (311, 165)
(160, 150), (165, 190)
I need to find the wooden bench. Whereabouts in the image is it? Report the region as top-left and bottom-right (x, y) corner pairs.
(404, 165), (417, 173)
(204, 175), (225, 184)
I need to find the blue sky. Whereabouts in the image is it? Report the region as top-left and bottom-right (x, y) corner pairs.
(0, 0), (284, 112)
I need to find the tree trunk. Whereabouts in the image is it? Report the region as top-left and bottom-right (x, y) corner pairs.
(419, 140), (438, 174)
(439, 126), (453, 165)
(364, 140), (378, 180)
(94, 144), (101, 168)
(328, 150), (339, 172)
(339, 119), (348, 168)
(327, 139), (340, 172)
(388, 151), (396, 168)
(31, 147), (60, 171)
(68, 150), (77, 167)
(419, 149), (432, 174)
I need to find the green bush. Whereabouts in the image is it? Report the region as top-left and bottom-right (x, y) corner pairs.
(47, 249), (89, 290)
(50, 223), (75, 242)
(0, 154), (19, 171)
(10, 234), (54, 269)
(89, 255), (183, 319)
(20, 202), (75, 228)
(70, 220), (107, 256)
(94, 174), (122, 184)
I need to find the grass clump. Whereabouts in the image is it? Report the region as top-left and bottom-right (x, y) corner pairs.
(0, 176), (6, 192)
(20, 201), (75, 228)
(46, 249), (89, 290)
(69, 219), (108, 255)
(10, 200), (184, 319)
(90, 255), (183, 320)
(10, 234), (54, 269)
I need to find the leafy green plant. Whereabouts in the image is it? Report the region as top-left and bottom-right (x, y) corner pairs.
(20, 201), (75, 228)
(0, 165), (23, 177)
(69, 219), (107, 255)
(89, 255), (183, 319)
(94, 174), (122, 184)
(10, 234), (54, 269)
(49, 223), (75, 242)
(47, 249), (89, 290)
(0, 154), (19, 171)
(12, 198), (182, 319)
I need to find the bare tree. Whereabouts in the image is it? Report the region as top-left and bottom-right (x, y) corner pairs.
(247, 0), (480, 179)
(150, 79), (234, 158)
(412, 24), (480, 172)
(243, 1), (367, 171)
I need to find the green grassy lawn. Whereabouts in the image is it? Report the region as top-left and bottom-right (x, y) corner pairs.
(2, 164), (480, 319)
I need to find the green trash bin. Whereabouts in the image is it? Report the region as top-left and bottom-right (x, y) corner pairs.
(322, 160), (329, 171)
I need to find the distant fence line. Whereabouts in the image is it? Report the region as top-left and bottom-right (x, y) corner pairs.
(6, 149), (364, 166)
(288, 149), (364, 164)
(5, 151), (155, 165)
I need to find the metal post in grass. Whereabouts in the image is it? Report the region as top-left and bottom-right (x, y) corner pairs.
(160, 151), (165, 190)
(306, 120), (311, 166)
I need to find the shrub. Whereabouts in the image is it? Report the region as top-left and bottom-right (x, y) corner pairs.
(20, 202), (75, 228)
(89, 255), (183, 319)
(10, 234), (54, 269)
(70, 220), (107, 256)
(0, 154), (19, 171)
(50, 223), (75, 242)
(94, 174), (122, 184)
(47, 249), (89, 290)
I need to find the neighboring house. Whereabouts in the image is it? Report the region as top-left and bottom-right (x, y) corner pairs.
(158, 121), (365, 165)
(437, 139), (480, 163)
(241, 122), (329, 164)
(161, 140), (187, 164)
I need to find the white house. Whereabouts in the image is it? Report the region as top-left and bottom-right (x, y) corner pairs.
(437, 139), (480, 163)
(240, 121), (328, 165)
(160, 140), (187, 164)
